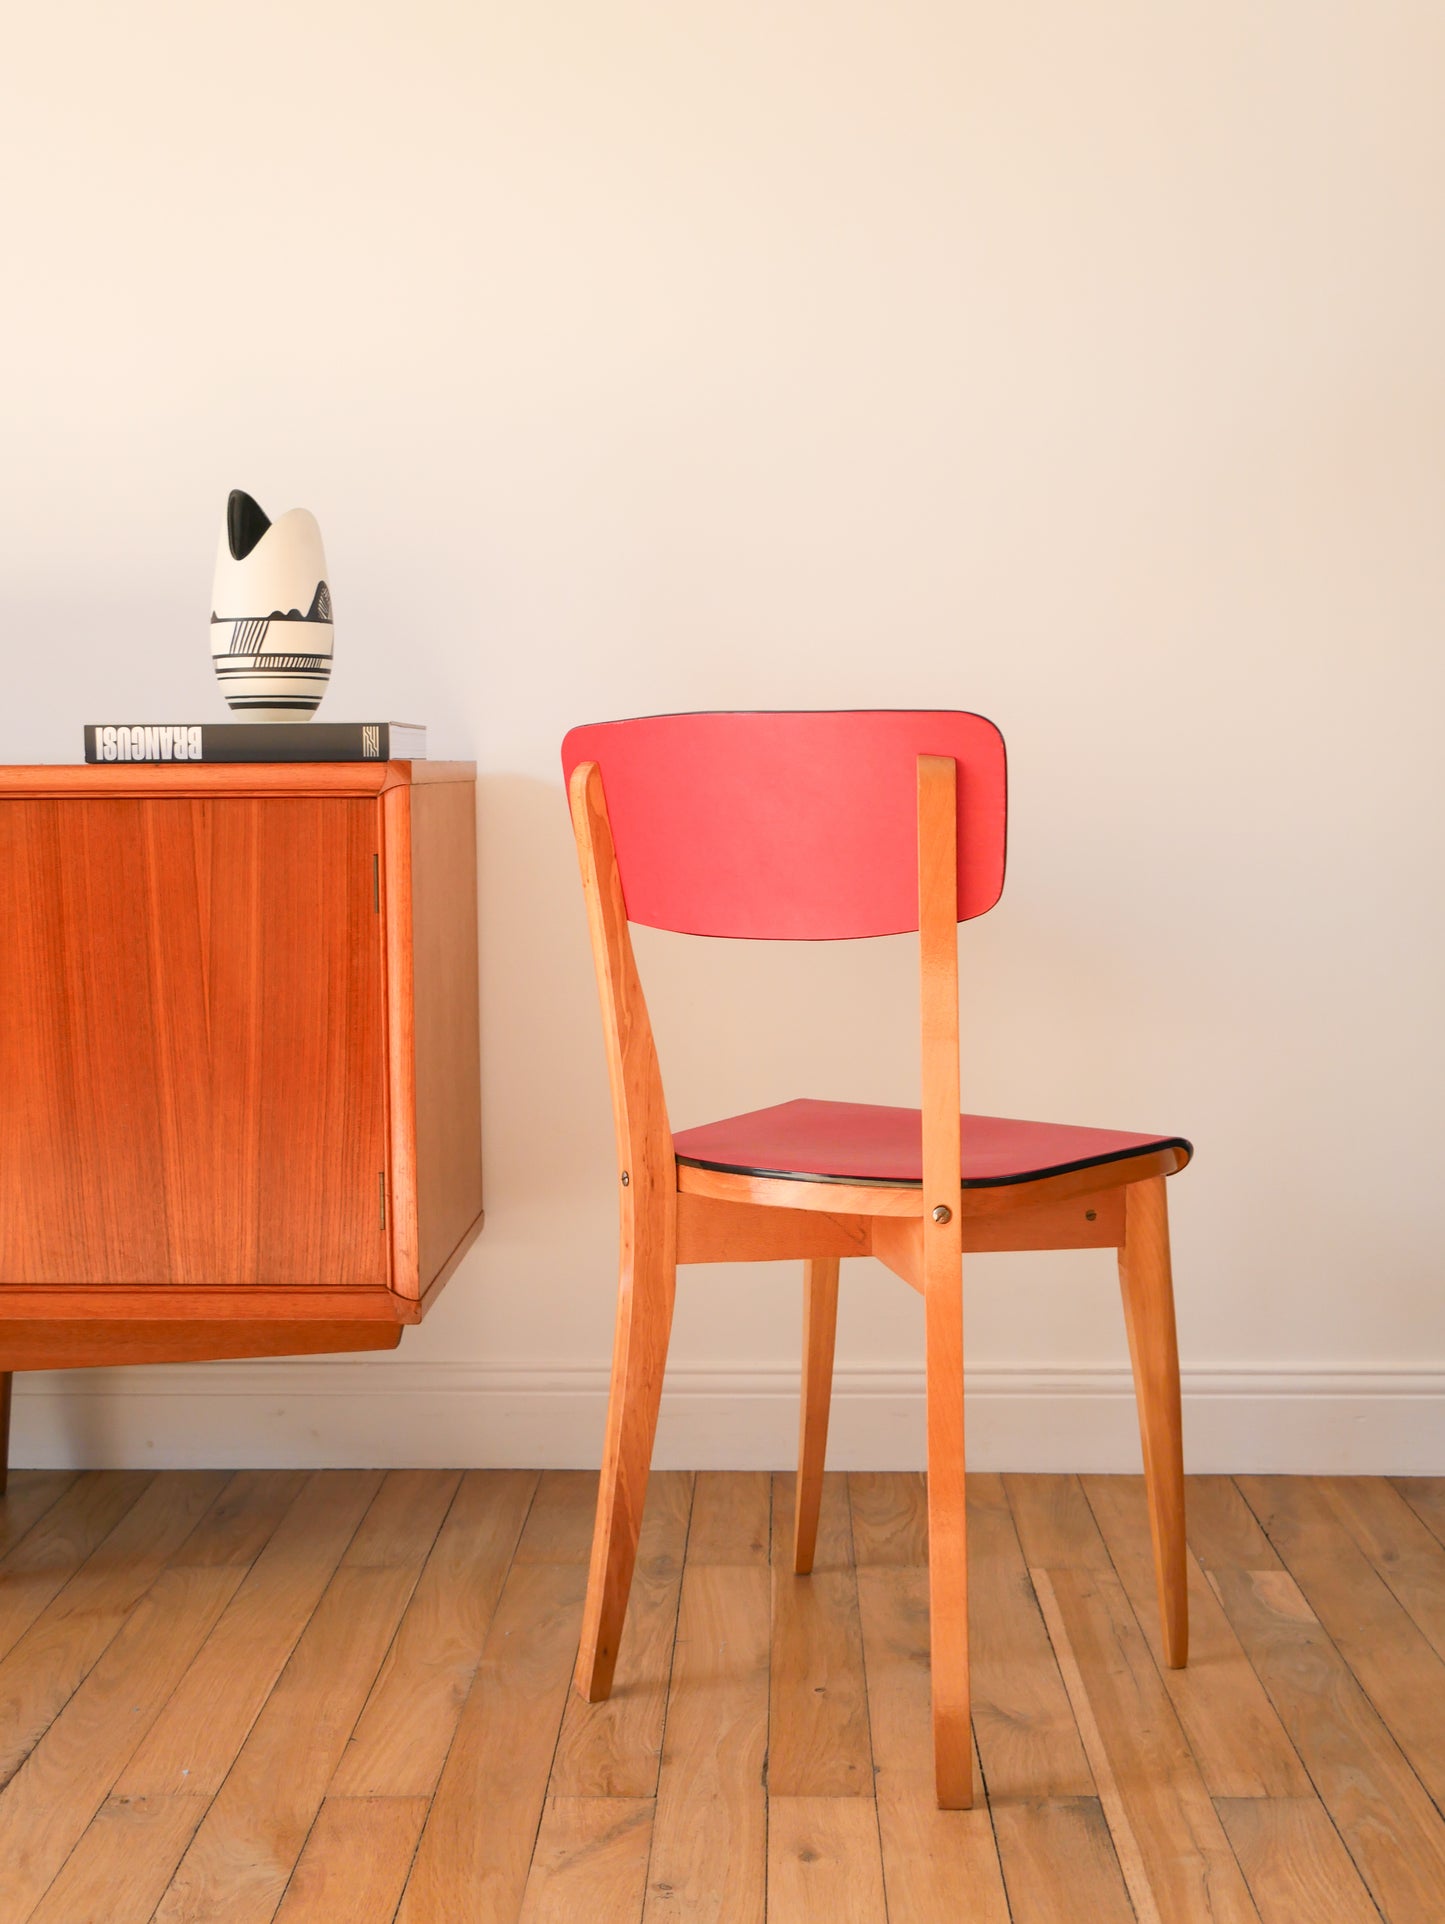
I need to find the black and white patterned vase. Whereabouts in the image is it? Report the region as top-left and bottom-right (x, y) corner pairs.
(210, 490), (334, 720)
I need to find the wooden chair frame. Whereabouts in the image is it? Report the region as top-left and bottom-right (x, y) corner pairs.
(568, 754), (1188, 1809)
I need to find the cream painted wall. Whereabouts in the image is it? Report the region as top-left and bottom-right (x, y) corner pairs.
(3, 2), (1443, 1469)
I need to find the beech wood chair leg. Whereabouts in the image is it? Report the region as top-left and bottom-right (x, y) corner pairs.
(1119, 1174), (1188, 1668)
(0, 1373), (11, 1496)
(925, 1260), (972, 1808)
(574, 1230), (677, 1703)
(793, 1256), (841, 1574)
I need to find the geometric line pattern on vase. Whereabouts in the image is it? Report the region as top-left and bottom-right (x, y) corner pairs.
(213, 656), (333, 675)
(223, 700), (325, 715)
(225, 617), (271, 654)
(210, 581), (332, 627)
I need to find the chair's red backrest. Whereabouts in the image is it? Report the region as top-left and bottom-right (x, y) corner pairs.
(561, 710), (1007, 939)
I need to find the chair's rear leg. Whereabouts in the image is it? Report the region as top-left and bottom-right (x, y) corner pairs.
(1119, 1174), (1188, 1667)
(926, 1257), (972, 1808)
(575, 1224), (676, 1702)
(793, 1257), (841, 1574)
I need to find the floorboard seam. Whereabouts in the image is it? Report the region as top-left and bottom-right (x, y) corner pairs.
(842, 1473), (893, 1924)
(1030, 1566), (1162, 1924)
(1227, 1473), (1445, 1851)
(635, 1472), (694, 1920)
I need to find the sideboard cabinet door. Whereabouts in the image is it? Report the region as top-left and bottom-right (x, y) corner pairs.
(0, 796), (389, 1289)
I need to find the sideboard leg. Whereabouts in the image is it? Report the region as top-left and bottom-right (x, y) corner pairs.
(0, 1374), (12, 1495)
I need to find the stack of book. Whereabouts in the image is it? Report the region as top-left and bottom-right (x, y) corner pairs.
(83, 722), (426, 764)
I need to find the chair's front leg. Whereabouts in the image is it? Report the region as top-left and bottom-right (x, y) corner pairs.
(575, 1203), (677, 1702)
(1119, 1174), (1188, 1667)
(925, 1253), (971, 1808)
(793, 1257), (841, 1573)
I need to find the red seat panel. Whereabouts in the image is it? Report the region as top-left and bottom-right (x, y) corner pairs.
(673, 1098), (1191, 1190)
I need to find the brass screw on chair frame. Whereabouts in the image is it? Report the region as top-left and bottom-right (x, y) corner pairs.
(932, 1204), (952, 1223)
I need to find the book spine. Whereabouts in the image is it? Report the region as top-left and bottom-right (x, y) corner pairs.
(84, 724), (392, 763)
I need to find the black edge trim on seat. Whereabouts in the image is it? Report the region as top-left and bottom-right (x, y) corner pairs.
(674, 1135), (1194, 1190)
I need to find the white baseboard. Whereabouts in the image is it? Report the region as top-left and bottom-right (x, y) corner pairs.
(10, 1360), (1444, 1474)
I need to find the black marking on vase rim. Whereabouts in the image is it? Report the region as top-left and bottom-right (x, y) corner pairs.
(227, 490), (271, 562)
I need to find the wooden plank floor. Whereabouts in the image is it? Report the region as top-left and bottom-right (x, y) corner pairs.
(1, 1469), (1443, 1921)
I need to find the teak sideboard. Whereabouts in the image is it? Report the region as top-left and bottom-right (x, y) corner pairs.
(0, 759), (483, 1483)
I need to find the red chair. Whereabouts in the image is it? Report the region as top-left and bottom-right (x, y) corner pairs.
(562, 710), (1190, 1809)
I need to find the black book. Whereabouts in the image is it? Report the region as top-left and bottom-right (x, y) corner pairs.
(84, 722), (427, 764)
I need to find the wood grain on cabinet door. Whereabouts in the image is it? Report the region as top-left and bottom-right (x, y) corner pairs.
(0, 797), (388, 1288)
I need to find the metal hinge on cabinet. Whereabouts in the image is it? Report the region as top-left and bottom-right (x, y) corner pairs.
(379, 1170), (387, 1229)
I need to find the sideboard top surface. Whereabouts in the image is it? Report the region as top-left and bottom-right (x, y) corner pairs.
(0, 761), (476, 799)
